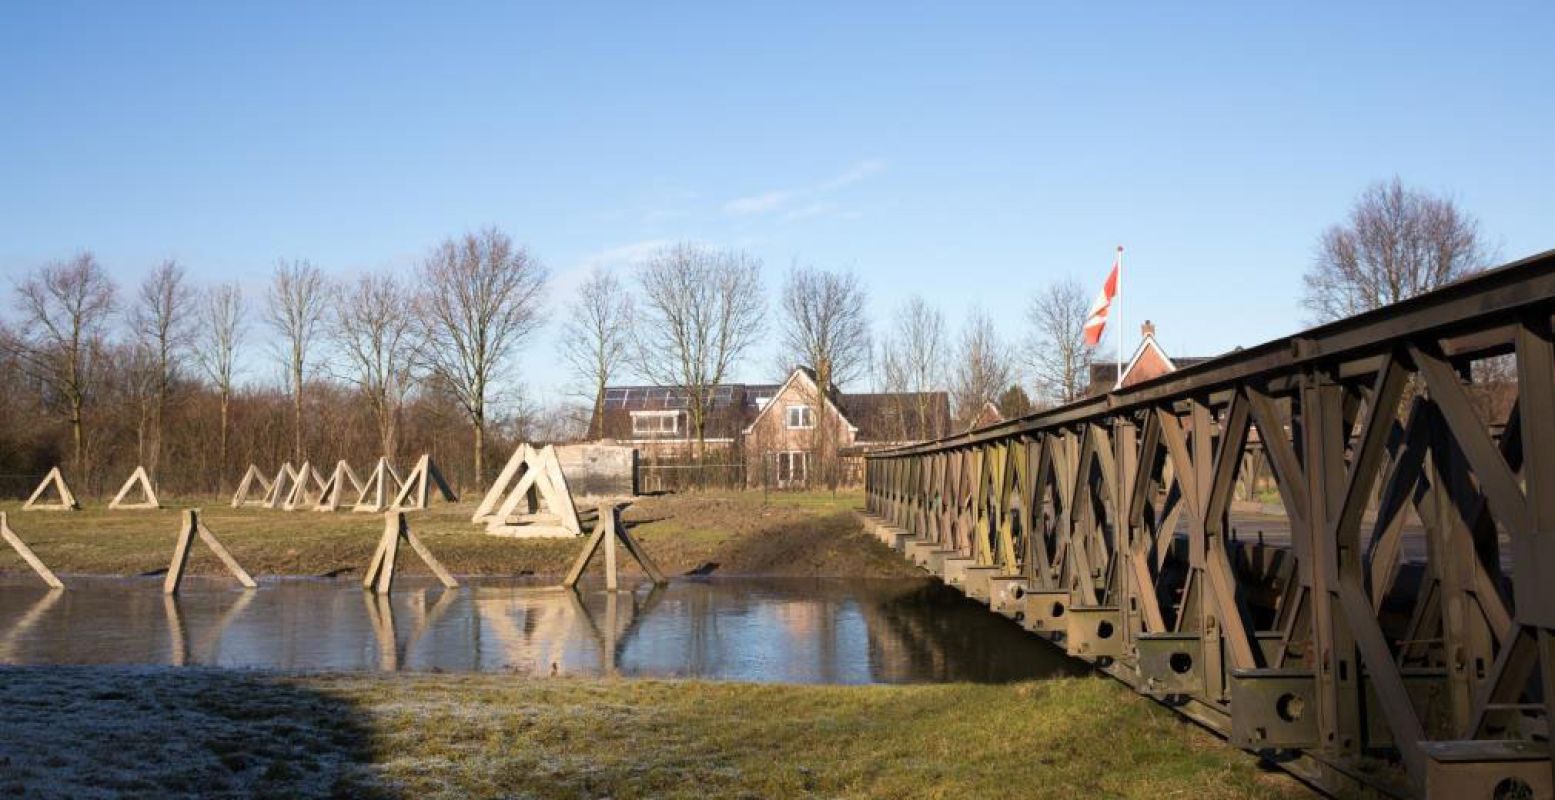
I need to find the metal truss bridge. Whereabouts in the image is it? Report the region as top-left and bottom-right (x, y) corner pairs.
(863, 249), (1555, 799)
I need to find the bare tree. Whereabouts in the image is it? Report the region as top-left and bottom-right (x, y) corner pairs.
(266, 259), (328, 462)
(779, 264), (871, 388)
(951, 306), (1012, 429)
(192, 282), (244, 492)
(5, 253), (118, 480)
(131, 260), (194, 476)
(778, 264), (871, 487)
(333, 273), (418, 458)
(123, 341), (160, 469)
(558, 268), (634, 439)
(419, 228), (549, 488)
(1304, 176), (1493, 322)
(877, 295), (947, 441)
(1025, 277), (1091, 406)
(636, 243), (765, 460)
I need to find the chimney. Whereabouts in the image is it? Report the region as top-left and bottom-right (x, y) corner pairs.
(1141, 320), (1156, 339)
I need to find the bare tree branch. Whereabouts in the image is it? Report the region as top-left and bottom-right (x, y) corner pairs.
(558, 268), (634, 439)
(635, 243), (765, 460)
(192, 282), (244, 492)
(1025, 277), (1091, 406)
(333, 273), (419, 458)
(266, 259), (328, 462)
(876, 295), (947, 442)
(1303, 176), (1494, 322)
(951, 306), (1012, 429)
(131, 260), (194, 476)
(778, 263), (870, 487)
(4, 252), (118, 479)
(418, 227), (549, 488)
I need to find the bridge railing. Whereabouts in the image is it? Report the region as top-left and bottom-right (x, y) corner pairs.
(864, 248), (1555, 798)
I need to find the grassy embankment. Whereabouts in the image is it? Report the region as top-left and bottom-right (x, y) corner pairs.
(0, 490), (916, 580)
(0, 666), (1312, 800)
(0, 490), (1320, 799)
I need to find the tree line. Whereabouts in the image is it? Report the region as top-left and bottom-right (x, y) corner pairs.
(0, 177), (1493, 498)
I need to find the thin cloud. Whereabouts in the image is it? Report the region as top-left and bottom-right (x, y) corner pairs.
(551, 238), (671, 300)
(574, 239), (671, 273)
(723, 159), (887, 217)
(783, 201), (840, 222)
(726, 190), (793, 216)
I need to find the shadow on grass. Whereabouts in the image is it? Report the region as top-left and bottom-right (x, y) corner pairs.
(0, 666), (395, 799)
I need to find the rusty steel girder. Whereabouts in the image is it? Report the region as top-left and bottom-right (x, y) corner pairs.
(864, 248), (1555, 799)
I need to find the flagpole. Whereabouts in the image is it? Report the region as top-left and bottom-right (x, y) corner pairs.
(1114, 245), (1124, 390)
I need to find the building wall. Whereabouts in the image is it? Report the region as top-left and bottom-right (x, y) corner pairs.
(742, 376), (857, 488)
(554, 443), (637, 498)
(1121, 343), (1174, 388)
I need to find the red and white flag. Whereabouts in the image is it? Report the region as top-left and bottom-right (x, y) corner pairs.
(1082, 251), (1121, 347)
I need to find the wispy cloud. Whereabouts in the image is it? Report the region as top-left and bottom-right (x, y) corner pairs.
(574, 239), (671, 273)
(726, 190), (793, 216)
(723, 159), (886, 218)
(783, 201), (840, 222)
(550, 238), (672, 300)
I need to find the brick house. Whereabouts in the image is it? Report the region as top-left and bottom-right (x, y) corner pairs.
(1086, 320), (1213, 395)
(966, 401), (1004, 431)
(590, 367), (950, 488)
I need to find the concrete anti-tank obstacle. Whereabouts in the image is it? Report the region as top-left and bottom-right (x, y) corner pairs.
(475, 443), (583, 537)
(282, 461), (328, 510)
(390, 454), (457, 511)
(362, 511), (459, 595)
(0, 512), (65, 589)
(230, 465), (272, 508)
(562, 504), (667, 591)
(354, 457), (405, 513)
(108, 466), (161, 510)
(164, 509), (258, 595)
(262, 462), (298, 509)
(23, 467), (79, 511)
(315, 460), (365, 512)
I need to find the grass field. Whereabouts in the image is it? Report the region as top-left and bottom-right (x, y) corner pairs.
(0, 490), (914, 580)
(0, 490), (1324, 798)
(0, 666), (1314, 800)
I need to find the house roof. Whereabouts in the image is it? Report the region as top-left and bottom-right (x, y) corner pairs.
(1086, 325), (1215, 395)
(592, 368), (952, 444)
(838, 391), (953, 442)
(741, 367), (858, 435)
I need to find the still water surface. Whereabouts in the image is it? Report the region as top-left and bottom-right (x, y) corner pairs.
(0, 576), (1082, 684)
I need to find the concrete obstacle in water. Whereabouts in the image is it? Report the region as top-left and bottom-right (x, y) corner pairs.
(164, 509), (257, 595)
(0, 512), (65, 589)
(561, 504), (666, 591)
(362, 511), (458, 595)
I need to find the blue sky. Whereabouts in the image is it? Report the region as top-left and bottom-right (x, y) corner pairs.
(2, 2), (1552, 409)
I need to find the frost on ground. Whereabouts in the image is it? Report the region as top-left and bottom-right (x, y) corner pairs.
(0, 666), (1313, 800)
(0, 666), (390, 799)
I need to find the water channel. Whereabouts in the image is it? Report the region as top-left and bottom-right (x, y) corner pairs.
(0, 576), (1084, 683)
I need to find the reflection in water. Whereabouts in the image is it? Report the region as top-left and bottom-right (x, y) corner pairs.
(0, 576), (1083, 684)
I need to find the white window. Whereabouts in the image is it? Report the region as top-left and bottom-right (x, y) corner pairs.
(785, 404), (814, 429)
(776, 451), (810, 485)
(631, 410), (680, 437)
